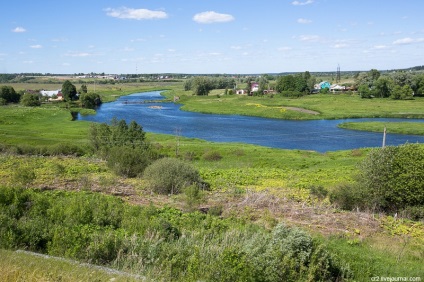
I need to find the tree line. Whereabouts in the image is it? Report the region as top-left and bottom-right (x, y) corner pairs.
(0, 80), (101, 108)
(355, 69), (424, 99)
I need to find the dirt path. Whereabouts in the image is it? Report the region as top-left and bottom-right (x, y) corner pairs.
(284, 106), (320, 115)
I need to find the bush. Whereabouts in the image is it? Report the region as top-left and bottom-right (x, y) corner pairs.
(20, 93), (41, 107)
(329, 183), (365, 211)
(202, 150), (222, 161)
(106, 145), (155, 177)
(357, 143), (424, 213)
(143, 158), (206, 194)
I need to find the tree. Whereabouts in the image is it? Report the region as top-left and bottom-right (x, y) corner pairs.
(79, 84), (88, 94)
(0, 86), (20, 104)
(412, 74), (424, 96)
(354, 69), (380, 89)
(391, 85), (413, 100)
(20, 93), (41, 107)
(373, 76), (394, 98)
(89, 118), (147, 153)
(358, 84), (371, 98)
(390, 71), (413, 87)
(192, 76), (212, 96)
(61, 80), (77, 101)
(80, 93), (101, 109)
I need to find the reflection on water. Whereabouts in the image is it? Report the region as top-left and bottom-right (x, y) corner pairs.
(78, 91), (424, 152)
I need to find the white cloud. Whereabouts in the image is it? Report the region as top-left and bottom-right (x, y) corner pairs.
(373, 45), (388, 49)
(105, 7), (168, 20)
(30, 45), (42, 49)
(297, 35), (322, 42)
(332, 43), (348, 49)
(297, 18), (312, 24)
(193, 11), (235, 24)
(130, 38), (146, 42)
(231, 46), (242, 50)
(12, 27), (26, 33)
(65, 52), (93, 57)
(292, 0), (314, 6)
(393, 37), (424, 45)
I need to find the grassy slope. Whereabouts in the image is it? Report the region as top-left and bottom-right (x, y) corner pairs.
(0, 106), (90, 146)
(0, 249), (140, 282)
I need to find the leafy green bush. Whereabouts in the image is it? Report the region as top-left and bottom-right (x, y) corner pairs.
(330, 144), (424, 216)
(79, 92), (102, 109)
(106, 145), (155, 177)
(143, 157), (207, 194)
(357, 143), (424, 213)
(20, 93), (41, 107)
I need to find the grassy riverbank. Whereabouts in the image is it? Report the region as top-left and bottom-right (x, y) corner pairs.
(339, 121), (424, 135)
(167, 92), (424, 120)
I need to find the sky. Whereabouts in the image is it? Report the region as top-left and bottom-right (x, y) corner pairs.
(1, 0), (424, 74)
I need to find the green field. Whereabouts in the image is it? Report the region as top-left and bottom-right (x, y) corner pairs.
(0, 81), (423, 281)
(339, 121), (424, 135)
(170, 92), (424, 120)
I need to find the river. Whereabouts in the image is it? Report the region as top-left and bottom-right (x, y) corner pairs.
(78, 91), (424, 152)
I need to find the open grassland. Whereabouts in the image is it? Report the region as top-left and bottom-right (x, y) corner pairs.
(0, 249), (140, 282)
(0, 106), (90, 147)
(339, 121), (424, 135)
(167, 91), (424, 120)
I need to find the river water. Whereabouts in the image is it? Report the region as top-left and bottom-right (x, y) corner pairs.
(78, 91), (424, 152)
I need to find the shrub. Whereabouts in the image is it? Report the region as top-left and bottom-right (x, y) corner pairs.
(183, 185), (204, 211)
(329, 183), (366, 211)
(203, 150), (222, 161)
(20, 93), (41, 107)
(106, 145), (155, 177)
(309, 185), (328, 201)
(143, 158), (206, 194)
(13, 166), (36, 188)
(357, 143), (424, 213)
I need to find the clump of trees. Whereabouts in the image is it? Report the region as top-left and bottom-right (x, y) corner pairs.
(89, 118), (157, 177)
(0, 85), (20, 105)
(330, 143), (424, 220)
(275, 71), (316, 97)
(355, 69), (423, 99)
(184, 76), (235, 96)
(80, 92), (101, 109)
(20, 93), (41, 107)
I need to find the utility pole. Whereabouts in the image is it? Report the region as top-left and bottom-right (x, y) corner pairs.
(382, 126), (387, 148)
(175, 128), (181, 157)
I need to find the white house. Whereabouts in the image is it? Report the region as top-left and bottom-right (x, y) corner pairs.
(40, 89), (61, 97)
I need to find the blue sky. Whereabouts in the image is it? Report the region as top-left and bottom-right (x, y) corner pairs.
(1, 0), (423, 74)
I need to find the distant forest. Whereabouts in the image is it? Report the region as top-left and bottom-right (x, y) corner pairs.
(1, 65), (424, 83)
